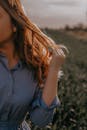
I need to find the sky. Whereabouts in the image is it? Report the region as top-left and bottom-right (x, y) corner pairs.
(21, 0), (87, 29)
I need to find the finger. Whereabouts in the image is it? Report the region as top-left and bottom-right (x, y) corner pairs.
(56, 44), (69, 55)
(55, 49), (61, 56)
(56, 49), (66, 57)
(59, 49), (66, 57)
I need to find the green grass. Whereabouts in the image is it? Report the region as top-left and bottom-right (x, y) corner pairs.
(27, 29), (87, 130)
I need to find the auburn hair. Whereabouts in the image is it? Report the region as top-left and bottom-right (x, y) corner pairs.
(0, 0), (69, 88)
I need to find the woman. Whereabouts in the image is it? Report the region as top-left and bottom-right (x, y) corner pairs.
(0, 0), (69, 130)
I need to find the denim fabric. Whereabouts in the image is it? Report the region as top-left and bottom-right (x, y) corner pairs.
(0, 53), (61, 129)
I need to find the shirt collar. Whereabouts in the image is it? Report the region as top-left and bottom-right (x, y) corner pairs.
(0, 53), (23, 71)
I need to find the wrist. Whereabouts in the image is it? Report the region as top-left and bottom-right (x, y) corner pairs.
(49, 59), (61, 69)
(49, 64), (61, 73)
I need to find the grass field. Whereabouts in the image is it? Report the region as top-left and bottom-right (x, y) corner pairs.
(27, 29), (87, 130)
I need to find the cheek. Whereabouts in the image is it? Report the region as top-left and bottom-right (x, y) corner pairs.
(0, 16), (13, 42)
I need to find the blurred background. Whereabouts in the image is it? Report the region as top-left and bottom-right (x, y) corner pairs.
(22, 0), (87, 130)
(22, 0), (87, 29)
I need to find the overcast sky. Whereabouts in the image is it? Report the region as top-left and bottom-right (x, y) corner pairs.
(22, 0), (87, 29)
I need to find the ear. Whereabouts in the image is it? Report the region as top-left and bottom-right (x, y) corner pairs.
(13, 26), (17, 33)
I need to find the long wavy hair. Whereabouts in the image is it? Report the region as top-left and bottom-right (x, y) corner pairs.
(0, 0), (69, 88)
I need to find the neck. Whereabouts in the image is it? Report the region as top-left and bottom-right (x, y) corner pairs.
(0, 40), (17, 61)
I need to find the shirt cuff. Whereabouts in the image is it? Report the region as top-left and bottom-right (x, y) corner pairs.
(31, 88), (61, 111)
(40, 94), (61, 110)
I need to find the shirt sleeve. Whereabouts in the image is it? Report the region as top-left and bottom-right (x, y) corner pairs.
(28, 86), (61, 128)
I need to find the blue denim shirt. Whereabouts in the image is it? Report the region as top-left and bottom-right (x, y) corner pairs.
(0, 53), (61, 130)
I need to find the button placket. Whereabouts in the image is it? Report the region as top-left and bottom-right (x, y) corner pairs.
(0, 57), (15, 96)
(8, 70), (15, 95)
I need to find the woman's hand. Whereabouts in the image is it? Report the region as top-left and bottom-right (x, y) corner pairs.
(42, 45), (68, 107)
(49, 45), (67, 71)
